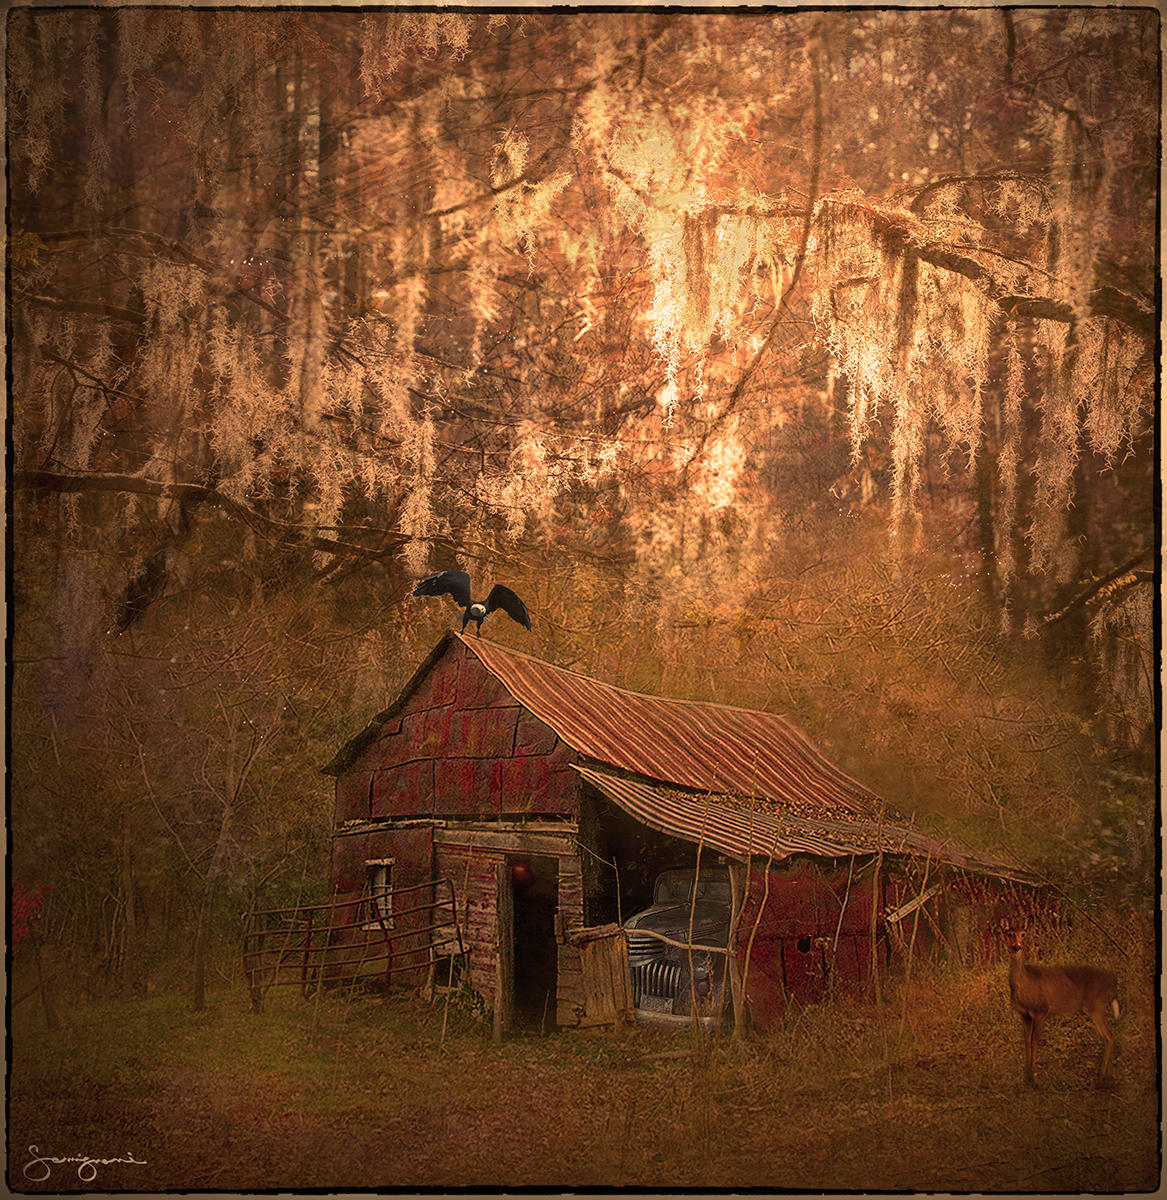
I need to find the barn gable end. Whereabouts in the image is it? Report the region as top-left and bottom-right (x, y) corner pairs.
(333, 636), (580, 822)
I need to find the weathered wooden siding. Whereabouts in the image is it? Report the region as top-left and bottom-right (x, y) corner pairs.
(432, 838), (505, 1008)
(335, 642), (579, 823)
(330, 826), (432, 896)
(432, 830), (587, 1028)
(327, 826), (437, 983)
(555, 855), (586, 1027)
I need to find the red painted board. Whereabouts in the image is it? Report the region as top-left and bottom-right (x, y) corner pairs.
(410, 654), (459, 710)
(372, 760), (435, 818)
(514, 711), (558, 756)
(447, 706), (520, 758)
(331, 834), (369, 895)
(456, 652), (515, 710)
(781, 937), (827, 1004)
(738, 951), (786, 1028)
(433, 756), (504, 814)
(335, 770), (373, 823)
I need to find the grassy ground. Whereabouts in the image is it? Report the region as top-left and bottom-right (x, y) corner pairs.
(7, 938), (1160, 1194)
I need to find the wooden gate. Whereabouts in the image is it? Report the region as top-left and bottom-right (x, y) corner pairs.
(242, 877), (463, 1011)
(564, 923), (634, 1028)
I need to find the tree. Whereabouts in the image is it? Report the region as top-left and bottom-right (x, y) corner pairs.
(8, 9), (1157, 979)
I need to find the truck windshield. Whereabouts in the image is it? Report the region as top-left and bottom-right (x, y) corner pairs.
(653, 869), (731, 905)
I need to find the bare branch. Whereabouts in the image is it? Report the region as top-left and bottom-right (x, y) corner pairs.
(1039, 552), (1155, 629)
(12, 469), (408, 562)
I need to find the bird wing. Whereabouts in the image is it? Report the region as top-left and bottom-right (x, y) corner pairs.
(485, 584), (531, 629)
(413, 570), (473, 608)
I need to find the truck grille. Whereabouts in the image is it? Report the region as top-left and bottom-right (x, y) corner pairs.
(624, 930), (662, 966)
(630, 958), (681, 1004)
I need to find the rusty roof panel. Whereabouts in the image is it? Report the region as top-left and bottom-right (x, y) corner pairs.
(576, 766), (865, 860)
(575, 766), (1037, 883)
(461, 634), (879, 817)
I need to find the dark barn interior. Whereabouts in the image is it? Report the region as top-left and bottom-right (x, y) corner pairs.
(509, 854), (559, 1030)
(580, 790), (713, 927)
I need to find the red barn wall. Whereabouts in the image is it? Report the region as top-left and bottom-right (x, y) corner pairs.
(335, 642), (579, 823)
(737, 858), (886, 1025)
(328, 826), (438, 984)
(330, 817), (589, 1027)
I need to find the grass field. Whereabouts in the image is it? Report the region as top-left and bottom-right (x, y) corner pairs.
(7, 935), (1160, 1194)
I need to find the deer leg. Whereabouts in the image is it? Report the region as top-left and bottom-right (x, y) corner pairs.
(1088, 1009), (1115, 1086)
(1020, 1013), (1037, 1085)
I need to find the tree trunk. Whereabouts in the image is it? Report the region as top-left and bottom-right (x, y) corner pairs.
(191, 884), (213, 1012)
(975, 441), (1000, 613)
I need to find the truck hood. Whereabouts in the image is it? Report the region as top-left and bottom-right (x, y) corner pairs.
(624, 900), (730, 945)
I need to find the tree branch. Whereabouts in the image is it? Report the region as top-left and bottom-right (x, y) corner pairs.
(1039, 551), (1155, 628)
(13, 469), (407, 561)
(844, 201), (1155, 338)
(23, 292), (146, 324)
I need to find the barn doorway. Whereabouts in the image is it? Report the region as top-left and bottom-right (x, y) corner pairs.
(508, 854), (559, 1032)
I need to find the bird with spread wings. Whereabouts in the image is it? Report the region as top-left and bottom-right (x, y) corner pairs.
(413, 570), (532, 637)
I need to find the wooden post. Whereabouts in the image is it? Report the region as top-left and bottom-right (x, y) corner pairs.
(301, 909), (314, 998)
(742, 840), (781, 1014)
(493, 861), (513, 1042)
(726, 861), (745, 1034)
(687, 833), (705, 1027)
(899, 852), (932, 1035)
(829, 855), (857, 995)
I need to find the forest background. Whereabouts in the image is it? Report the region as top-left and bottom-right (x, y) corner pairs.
(7, 7), (1158, 1010)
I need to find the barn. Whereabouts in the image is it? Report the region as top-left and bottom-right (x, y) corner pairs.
(314, 631), (1037, 1033)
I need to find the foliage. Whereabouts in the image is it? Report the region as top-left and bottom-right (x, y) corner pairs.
(6, 10), (1157, 983)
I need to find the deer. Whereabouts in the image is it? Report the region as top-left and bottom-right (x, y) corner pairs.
(1004, 926), (1119, 1088)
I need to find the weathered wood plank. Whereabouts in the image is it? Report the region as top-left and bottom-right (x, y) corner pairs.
(441, 706), (520, 758)
(456, 653), (514, 710)
(409, 706), (456, 759)
(497, 756), (557, 812)
(493, 861), (513, 1038)
(346, 717), (403, 772)
(563, 922), (623, 945)
(411, 654), (459, 710)
(577, 930), (633, 1027)
(330, 832), (369, 894)
(433, 757), (504, 814)
(435, 827), (578, 857)
(514, 709), (558, 756)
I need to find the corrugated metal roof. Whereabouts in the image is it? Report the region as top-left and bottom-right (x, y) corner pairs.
(462, 634), (878, 817)
(575, 766), (1037, 883)
(323, 634), (1035, 884)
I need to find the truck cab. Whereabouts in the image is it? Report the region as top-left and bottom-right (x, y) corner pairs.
(622, 866), (733, 1029)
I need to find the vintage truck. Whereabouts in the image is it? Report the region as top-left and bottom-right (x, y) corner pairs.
(622, 866), (733, 1028)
